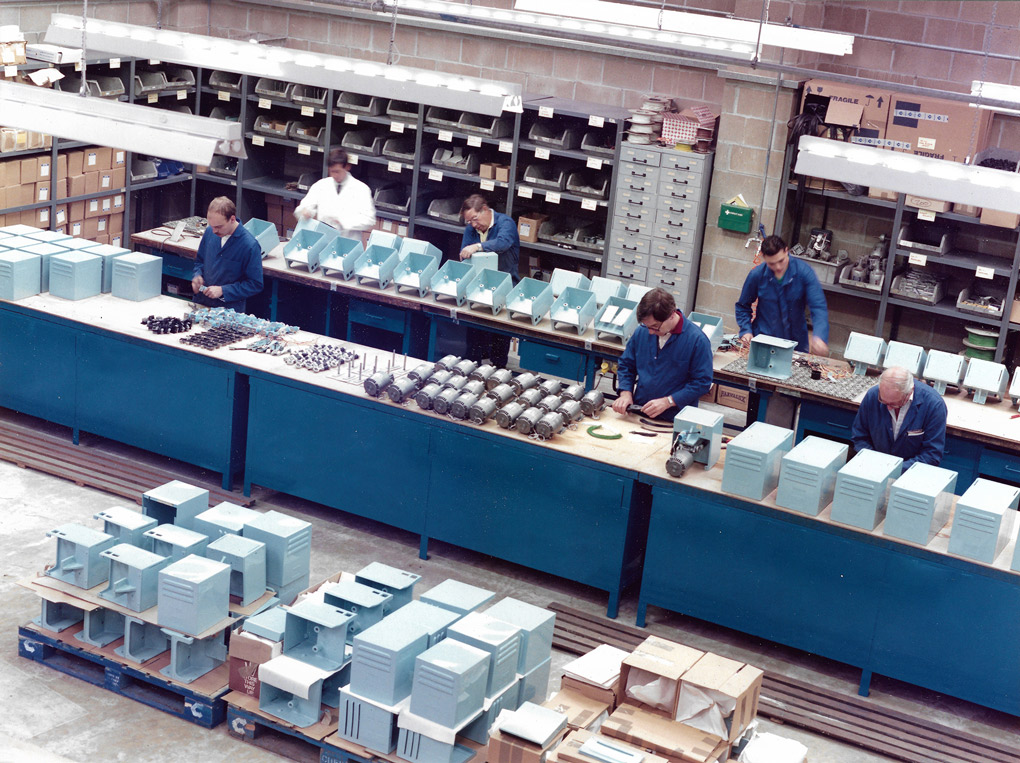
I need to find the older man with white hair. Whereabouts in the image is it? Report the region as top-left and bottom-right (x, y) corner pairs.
(851, 366), (947, 469)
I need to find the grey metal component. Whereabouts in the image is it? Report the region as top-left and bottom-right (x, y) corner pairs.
(243, 606), (288, 641)
(410, 639), (490, 727)
(351, 617), (431, 705)
(485, 597), (556, 674)
(452, 358), (479, 377)
(364, 371), (394, 397)
(434, 354), (461, 372)
(433, 387), (460, 415)
(142, 481), (209, 530)
(100, 543), (170, 612)
(157, 554), (231, 635)
(35, 597), (84, 633)
(74, 607), (126, 648)
(447, 611), (522, 699)
(469, 396), (499, 424)
(562, 384), (586, 402)
(535, 411), (566, 440)
(486, 368), (513, 390)
(496, 401), (527, 430)
(441, 375), (469, 392)
(556, 399), (583, 423)
(283, 597), (356, 668)
(580, 389), (606, 417)
(450, 392), (480, 420)
(144, 524), (209, 562)
(461, 379), (487, 397)
(386, 376), (419, 403)
(510, 372), (540, 394)
(355, 562), (420, 613)
(470, 363), (497, 383)
(46, 523), (116, 589)
(487, 383), (516, 406)
(414, 382), (443, 410)
(538, 379), (563, 397)
(116, 615), (169, 663)
(537, 394), (563, 413)
(518, 388), (544, 408)
(192, 501), (259, 539)
(243, 510), (312, 589)
(666, 448), (696, 477)
(516, 407), (544, 436)
(408, 363), (435, 386)
(206, 533), (267, 607)
(430, 369), (454, 387)
(94, 506), (157, 546)
(322, 579), (392, 644)
(159, 628), (228, 684)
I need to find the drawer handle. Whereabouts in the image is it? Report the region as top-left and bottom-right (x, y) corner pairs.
(826, 420), (851, 430)
(661, 280), (676, 287)
(633, 171), (647, 178)
(633, 158), (649, 164)
(623, 244), (638, 251)
(672, 180), (690, 186)
(664, 266), (677, 273)
(622, 257), (636, 265)
(624, 226), (639, 233)
(544, 353), (561, 363)
(667, 221), (684, 228)
(1002, 463), (1020, 475)
(669, 192), (688, 199)
(631, 200), (645, 206)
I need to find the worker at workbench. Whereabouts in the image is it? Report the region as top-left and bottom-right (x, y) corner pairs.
(191, 196), (263, 313)
(851, 366), (947, 469)
(295, 148), (377, 245)
(612, 288), (714, 421)
(459, 194), (521, 367)
(735, 234), (830, 356)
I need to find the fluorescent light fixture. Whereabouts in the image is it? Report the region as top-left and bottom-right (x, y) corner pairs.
(971, 80), (1020, 115)
(46, 13), (520, 116)
(795, 135), (1020, 214)
(0, 80), (245, 165)
(514, 0), (854, 55)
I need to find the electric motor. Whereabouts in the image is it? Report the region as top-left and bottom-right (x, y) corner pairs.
(538, 394), (563, 413)
(556, 399), (583, 423)
(433, 386), (460, 415)
(538, 379), (563, 397)
(408, 363), (435, 386)
(435, 354), (460, 372)
(430, 369), (454, 387)
(487, 383), (516, 406)
(461, 379), (486, 397)
(486, 368), (513, 391)
(496, 401), (527, 429)
(510, 372), (540, 394)
(580, 389), (606, 417)
(666, 449), (695, 477)
(386, 376), (418, 403)
(364, 372), (393, 397)
(518, 388), (544, 408)
(469, 364), (496, 383)
(452, 359), (479, 377)
(450, 391), (480, 420)
(441, 375), (469, 392)
(516, 406), (544, 435)
(562, 383), (586, 402)
(535, 411), (566, 440)
(415, 382), (443, 410)
(468, 396), (499, 424)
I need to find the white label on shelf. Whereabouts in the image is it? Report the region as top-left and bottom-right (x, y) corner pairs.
(581, 198), (598, 211)
(252, 135), (265, 147)
(917, 209), (936, 222)
(588, 114), (605, 128)
(976, 265), (995, 279)
(498, 140), (513, 153)
(518, 185), (533, 198)
(587, 156), (604, 170)
(3, 65), (16, 78)
(382, 219), (393, 232)
(467, 135), (482, 148)
(388, 160), (402, 173)
(149, 59), (160, 65)
(908, 252), (927, 266)
(480, 178), (495, 191)
(398, 225), (408, 236)
(258, 97), (271, 109)
(109, 58), (121, 69)
(344, 113), (358, 125)
(547, 191), (561, 204)
(538, 105), (555, 118)
(75, 61), (83, 71)
(297, 144), (312, 155)
(535, 147), (550, 160)
(348, 153), (359, 164)
(301, 105), (314, 117)
(439, 130), (453, 142)
(429, 169), (443, 182)
(502, 94), (523, 114)
(147, 92), (158, 104)
(218, 90), (230, 101)
(391, 121), (405, 133)
(177, 89), (187, 100)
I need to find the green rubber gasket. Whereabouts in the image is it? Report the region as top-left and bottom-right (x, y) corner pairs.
(587, 425), (623, 440)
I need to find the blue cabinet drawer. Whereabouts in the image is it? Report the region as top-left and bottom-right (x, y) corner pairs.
(978, 445), (1020, 484)
(348, 298), (407, 334)
(160, 253), (194, 279)
(517, 339), (586, 381)
(798, 401), (855, 438)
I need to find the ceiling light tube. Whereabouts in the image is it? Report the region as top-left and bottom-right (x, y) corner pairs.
(0, 80), (246, 165)
(45, 13), (521, 116)
(795, 136), (1020, 214)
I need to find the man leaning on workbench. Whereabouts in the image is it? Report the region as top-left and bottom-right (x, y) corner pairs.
(612, 288), (714, 422)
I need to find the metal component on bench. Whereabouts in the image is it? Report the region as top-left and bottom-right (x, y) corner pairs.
(415, 382), (443, 410)
(365, 371), (394, 397)
(510, 372), (540, 394)
(486, 368), (513, 390)
(470, 363), (497, 383)
(666, 406), (724, 478)
(562, 384), (586, 402)
(538, 379), (563, 397)
(408, 363), (435, 386)
(516, 407), (544, 435)
(433, 386), (461, 415)
(537, 394), (563, 413)
(469, 396), (499, 424)
(496, 401), (527, 429)
(452, 359), (479, 377)
(387, 376), (420, 403)
(487, 383), (516, 406)
(556, 399), (583, 423)
(451, 392), (480, 420)
(580, 389), (606, 417)
(435, 354), (461, 372)
(518, 388), (544, 408)
(535, 411), (566, 440)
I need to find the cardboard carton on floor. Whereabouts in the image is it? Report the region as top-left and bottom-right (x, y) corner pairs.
(620, 636), (704, 717)
(602, 704), (728, 763)
(716, 385), (749, 411)
(487, 726), (565, 763)
(676, 653), (764, 743)
(228, 627), (282, 699)
(557, 729), (669, 763)
(560, 643), (631, 711)
(542, 689), (610, 731)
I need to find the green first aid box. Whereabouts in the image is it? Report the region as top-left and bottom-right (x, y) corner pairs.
(718, 202), (753, 233)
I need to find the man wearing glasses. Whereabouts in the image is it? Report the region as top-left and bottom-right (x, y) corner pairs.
(851, 366), (947, 469)
(612, 288), (714, 421)
(458, 194), (521, 366)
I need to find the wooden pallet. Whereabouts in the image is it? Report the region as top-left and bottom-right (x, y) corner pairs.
(227, 701), (348, 763)
(18, 624), (228, 728)
(548, 603), (1018, 763)
(0, 417), (252, 506)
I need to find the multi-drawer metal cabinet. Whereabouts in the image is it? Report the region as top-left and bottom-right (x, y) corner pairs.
(607, 146), (713, 313)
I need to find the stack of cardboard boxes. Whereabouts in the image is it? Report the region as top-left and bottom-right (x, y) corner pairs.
(0, 147), (127, 244)
(263, 193), (298, 238)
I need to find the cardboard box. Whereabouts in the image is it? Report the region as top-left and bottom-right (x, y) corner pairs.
(54, 178), (68, 200)
(83, 216), (107, 240)
(487, 727), (564, 763)
(0, 186), (5, 208)
(38, 158), (53, 180)
(70, 220), (84, 237)
(66, 173), (87, 199)
(677, 653), (763, 744)
(110, 233), (123, 248)
(558, 730), (669, 763)
(801, 79), (892, 147)
(85, 197), (103, 219)
(479, 162), (497, 179)
(34, 181), (51, 203)
(112, 193), (124, 211)
(495, 165), (511, 183)
(69, 200), (86, 221)
(603, 705), (728, 763)
(112, 148), (127, 167)
(6, 182), (33, 208)
(84, 171), (100, 196)
(979, 207), (1020, 230)
(716, 385), (749, 411)
(107, 166), (126, 190)
(84, 147), (113, 171)
(228, 627), (282, 699)
(560, 674), (619, 712)
(57, 153), (67, 179)
(867, 187), (898, 202)
(66, 150), (84, 177)
(0, 40), (28, 66)
(54, 204), (68, 227)
(19, 157), (38, 184)
(108, 212), (124, 235)
(621, 636), (704, 717)
(700, 384), (717, 404)
(904, 195), (951, 213)
(101, 196), (113, 215)
(543, 689), (611, 731)
(22, 207), (47, 227)
(886, 94), (991, 164)
(952, 203), (980, 217)
(518, 212), (550, 243)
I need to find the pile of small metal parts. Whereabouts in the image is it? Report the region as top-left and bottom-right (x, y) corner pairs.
(285, 343), (359, 373)
(141, 315), (193, 335)
(180, 325), (256, 350)
(241, 338), (290, 356)
(186, 307), (299, 339)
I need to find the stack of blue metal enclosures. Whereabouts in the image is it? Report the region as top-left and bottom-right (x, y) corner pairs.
(34, 479), (279, 684)
(721, 422), (795, 501)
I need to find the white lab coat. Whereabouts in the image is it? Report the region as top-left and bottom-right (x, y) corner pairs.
(295, 175), (377, 239)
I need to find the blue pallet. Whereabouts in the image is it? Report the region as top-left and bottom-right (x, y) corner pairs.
(17, 624), (227, 728)
(227, 702), (357, 763)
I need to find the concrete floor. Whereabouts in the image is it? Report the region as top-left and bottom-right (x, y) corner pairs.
(2, 413), (1018, 762)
